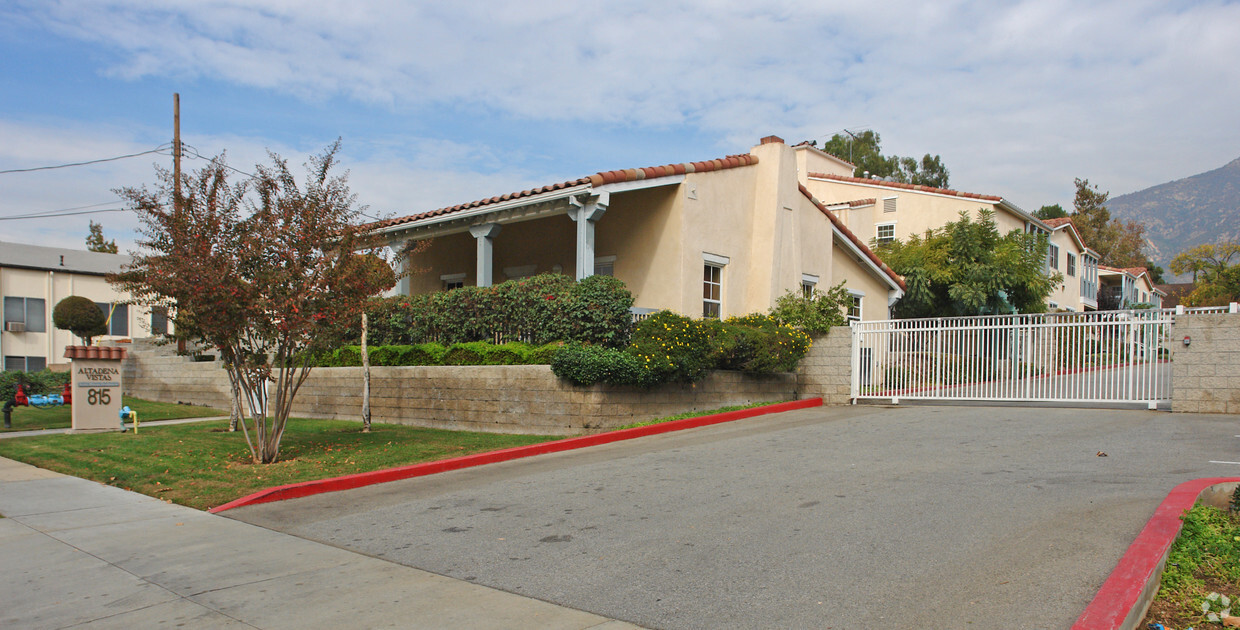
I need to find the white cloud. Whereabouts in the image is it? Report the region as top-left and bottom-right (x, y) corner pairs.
(7, 0), (1240, 214)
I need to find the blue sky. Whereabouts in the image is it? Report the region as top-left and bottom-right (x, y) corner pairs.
(2, 0), (1238, 254)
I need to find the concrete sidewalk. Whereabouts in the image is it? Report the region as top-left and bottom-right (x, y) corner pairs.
(0, 456), (641, 629)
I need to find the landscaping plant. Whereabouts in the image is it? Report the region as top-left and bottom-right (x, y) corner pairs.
(113, 142), (396, 464)
(52, 295), (108, 345)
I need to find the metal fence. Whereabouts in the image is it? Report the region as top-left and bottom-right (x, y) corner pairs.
(849, 309), (1192, 408)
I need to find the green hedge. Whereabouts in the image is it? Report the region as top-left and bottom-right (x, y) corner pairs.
(1, 369), (71, 404)
(303, 341), (559, 367)
(551, 311), (813, 387)
(352, 273), (633, 348)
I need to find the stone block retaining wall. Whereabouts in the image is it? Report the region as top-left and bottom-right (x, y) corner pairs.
(796, 327), (851, 405)
(1171, 313), (1240, 414)
(123, 351), (800, 435)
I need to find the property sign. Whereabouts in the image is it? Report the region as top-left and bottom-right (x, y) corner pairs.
(67, 349), (127, 432)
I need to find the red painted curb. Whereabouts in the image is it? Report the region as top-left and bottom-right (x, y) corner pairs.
(209, 398), (823, 513)
(1072, 477), (1240, 630)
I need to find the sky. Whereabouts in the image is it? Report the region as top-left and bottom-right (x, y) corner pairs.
(1, 0), (1238, 254)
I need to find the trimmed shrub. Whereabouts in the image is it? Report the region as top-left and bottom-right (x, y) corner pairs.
(53, 296), (107, 344)
(711, 315), (812, 374)
(628, 311), (715, 383)
(331, 346), (363, 367)
(551, 343), (652, 387)
(443, 341), (494, 366)
(525, 342), (563, 365)
(399, 343), (448, 365)
(484, 342), (533, 365)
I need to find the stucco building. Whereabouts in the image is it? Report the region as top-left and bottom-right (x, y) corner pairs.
(370, 137), (905, 322)
(1, 242), (163, 371)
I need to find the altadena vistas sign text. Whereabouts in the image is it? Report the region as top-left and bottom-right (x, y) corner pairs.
(65, 346), (127, 432)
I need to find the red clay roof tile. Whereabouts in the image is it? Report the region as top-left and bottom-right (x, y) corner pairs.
(370, 153), (759, 232)
(63, 346), (128, 360)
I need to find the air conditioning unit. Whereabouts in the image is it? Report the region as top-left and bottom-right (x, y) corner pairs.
(5, 322), (25, 333)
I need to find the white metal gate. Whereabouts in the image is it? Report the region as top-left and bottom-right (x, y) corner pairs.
(850, 309), (1177, 408)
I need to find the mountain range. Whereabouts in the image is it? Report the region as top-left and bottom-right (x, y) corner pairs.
(1107, 156), (1240, 278)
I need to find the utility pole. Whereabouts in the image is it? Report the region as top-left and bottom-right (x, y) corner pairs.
(173, 92), (182, 205)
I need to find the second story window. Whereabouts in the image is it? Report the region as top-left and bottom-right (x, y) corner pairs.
(1048, 244), (1060, 270)
(1067, 253), (1076, 277)
(876, 223), (896, 245)
(3, 297), (46, 333)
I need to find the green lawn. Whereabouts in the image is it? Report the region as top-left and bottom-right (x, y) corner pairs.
(2, 396), (223, 432)
(0, 419), (561, 510)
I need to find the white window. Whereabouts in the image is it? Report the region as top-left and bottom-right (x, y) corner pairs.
(703, 264), (723, 318)
(594, 255), (616, 277)
(3, 297), (46, 333)
(1067, 253), (1076, 277)
(876, 223), (896, 245)
(441, 272), (466, 291)
(882, 196), (897, 213)
(1048, 244), (1060, 270)
(3, 356), (47, 372)
(94, 302), (128, 336)
(847, 293), (863, 322)
(801, 273), (819, 298)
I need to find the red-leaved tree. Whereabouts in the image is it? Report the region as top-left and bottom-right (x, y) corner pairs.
(112, 142), (394, 463)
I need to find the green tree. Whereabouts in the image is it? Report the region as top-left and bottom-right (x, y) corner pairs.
(85, 221), (119, 253)
(53, 296), (107, 344)
(1034, 204), (1068, 220)
(1069, 178), (1149, 268)
(1170, 241), (1240, 306)
(817, 131), (950, 188)
(112, 142), (395, 464)
(876, 210), (1060, 318)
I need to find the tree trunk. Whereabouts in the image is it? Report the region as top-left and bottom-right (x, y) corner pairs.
(361, 312), (371, 432)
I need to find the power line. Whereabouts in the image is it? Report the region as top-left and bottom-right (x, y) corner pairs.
(0, 207), (129, 221)
(0, 145), (171, 175)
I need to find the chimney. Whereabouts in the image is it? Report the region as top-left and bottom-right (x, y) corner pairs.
(759, 135), (785, 145)
(60, 255), (65, 266)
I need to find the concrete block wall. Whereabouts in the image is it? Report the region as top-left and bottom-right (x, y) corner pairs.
(123, 352), (800, 435)
(1171, 313), (1240, 414)
(797, 327), (852, 405)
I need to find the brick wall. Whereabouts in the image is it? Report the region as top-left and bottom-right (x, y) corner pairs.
(796, 327), (852, 405)
(123, 352), (800, 435)
(1171, 313), (1240, 414)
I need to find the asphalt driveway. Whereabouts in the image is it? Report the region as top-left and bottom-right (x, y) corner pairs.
(227, 404), (1240, 629)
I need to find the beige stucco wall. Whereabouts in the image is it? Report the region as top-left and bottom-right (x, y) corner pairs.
(1047, 228), (1084, 311)
(391, 140), (901, 325)
(1, 266), (156, 369)
(805, 177), (1026, 247)
(793, 145), (854, 179)
(831, 243), (894, 321)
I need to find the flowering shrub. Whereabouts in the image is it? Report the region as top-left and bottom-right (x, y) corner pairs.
(551, 311), (813, 387)
(628, 311), (715, 383)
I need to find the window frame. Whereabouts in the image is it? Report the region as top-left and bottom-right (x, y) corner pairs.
(875, 222), (896, 245)
(846, 289), (864, 322)
(1067, 252), (1076, 277)
(1048, 244), (1060, 270)
(440, 272), (466, 291)
(3, 296), (46, 332)
(95, 302), (129, 337)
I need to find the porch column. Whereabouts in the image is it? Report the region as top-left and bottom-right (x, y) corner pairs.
(387, 239), (411, 296)
(469, 223), (502, 287)
(567, 192), (608, 280)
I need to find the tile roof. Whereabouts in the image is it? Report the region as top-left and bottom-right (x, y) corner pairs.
(1098, 265), (1150, 277)
(799, 185), (906, 291)
(63, 346), (128, 360)
(806, 173), (1003, 202)
(368, 153), (760, 232)
(1042, 217), (1073, 228)
(825, 198), (877, 208)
